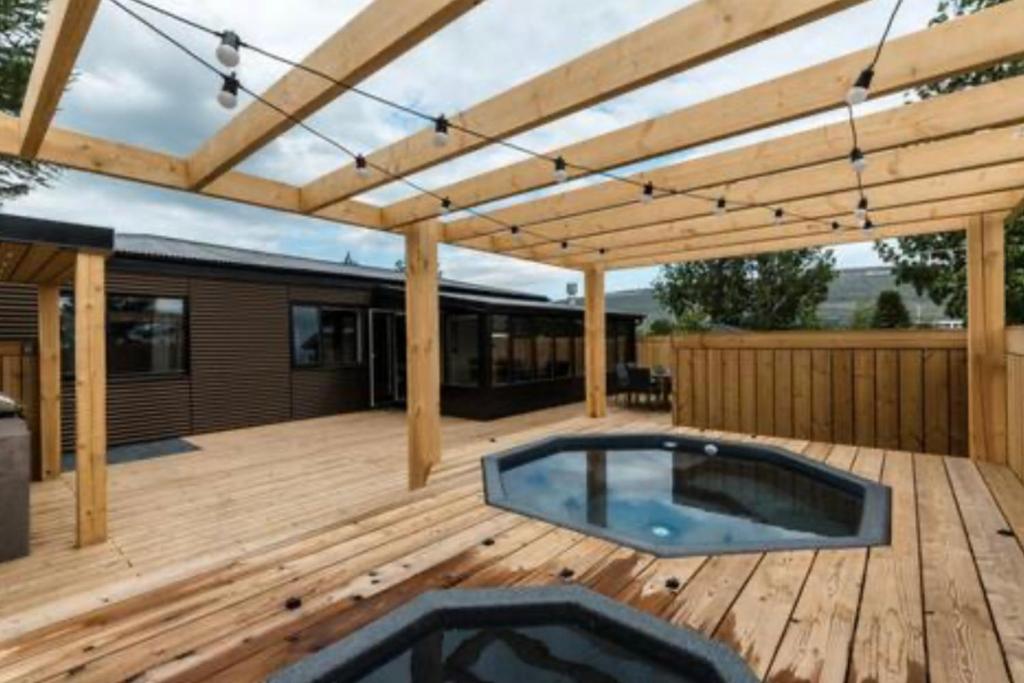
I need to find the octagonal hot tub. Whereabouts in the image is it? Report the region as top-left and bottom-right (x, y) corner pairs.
(482, 433), (890, 556)
(270, 587), (756, 682)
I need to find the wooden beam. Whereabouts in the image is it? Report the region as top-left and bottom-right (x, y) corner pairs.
(430, 0), (1024, 236)
(74, 252), (107, 546)
(443, 77), (1024, 242)
(604, 216), (970, 270)
(550, 184), (1024, 269)
(0, 114), (382, 229)
(476, 126), (1024, 260)
(405, 221), (442, 489)
(18, 0), (100, 157)
(186, 0), (479, 189)
(37, 285), (61, 480)
(967, 213), (1008, 464)
(585, 267), (606, 418)
(303, 0), (865, 213)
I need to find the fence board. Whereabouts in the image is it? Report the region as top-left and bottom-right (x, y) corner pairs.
(662, 331), (967, 456)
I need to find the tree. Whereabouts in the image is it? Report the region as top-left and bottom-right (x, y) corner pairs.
(0, 0), (59, 204)
(871, 290), (912, 329)
(876, 0), (1024, 323)
(850, 301), (876, 329)
(645, 318), (676, 336)
(653, 249), (836, 331)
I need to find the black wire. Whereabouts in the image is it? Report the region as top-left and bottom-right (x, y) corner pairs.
(869, 0), (905, 67)
(107, 0), (606, 256)
(113, 0), (853, 243)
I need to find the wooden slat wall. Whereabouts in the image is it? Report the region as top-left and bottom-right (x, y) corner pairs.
(1006, 327), (1024, 482)
(672, 331), (968, 456)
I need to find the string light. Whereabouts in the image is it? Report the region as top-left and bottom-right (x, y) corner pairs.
(215, 30), (241, 67)
(831, 221), (840, 231)
(849, 147), (867, 173)
(217, 73), (239, 109)
(641, 181), (655, 204)
(111, 0), (907, 257)
(560, 241), (569, 251)
(554, 156), (569, 183)
(846, 67), (874, 106)
(861, 218), (875, 231)
(714, 197), (727, 216)
(355, 154), (370, 179)
(433, 115), (450, 147)
(773, 208), (784, 225)
(441, 197), (452, 214)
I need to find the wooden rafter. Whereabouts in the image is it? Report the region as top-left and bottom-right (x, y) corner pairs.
(444, 76), (1024, 245)
(0, 115), (382, 229)
(584, 191), (1022, 270)
(426, 0), (1024, 237)
(300, 0), (866, 214)
(469, 125), (1024, 261)
(186, 0), (480, 189)
(553, 189), (1024, 269)
(18, 0), (101, 157)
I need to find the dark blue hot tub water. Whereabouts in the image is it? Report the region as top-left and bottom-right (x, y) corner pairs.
(359, 624), (697, 682)
(497, 446), (863, 551)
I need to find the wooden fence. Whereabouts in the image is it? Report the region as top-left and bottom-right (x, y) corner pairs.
(1006, 327), (1024, 481)
(0, 340), (39, 475)
(668, 331), (969, 456)
(636, 335), (674, 370)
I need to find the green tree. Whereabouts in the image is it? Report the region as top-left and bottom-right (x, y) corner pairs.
(645, 318), (676, 336)
(871, 290), (912, 329)
(850, 301), (876, 329)
(0, 0), (58, 203)
(653, 250), (836, 331)
(876, 0), (1024, 323)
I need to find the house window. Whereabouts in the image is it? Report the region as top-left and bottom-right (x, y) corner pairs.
(60, 294), (189, 376)
(291, 305), (362, 368)
(491, 315), (511, 386)
(443, 314), (481, 387)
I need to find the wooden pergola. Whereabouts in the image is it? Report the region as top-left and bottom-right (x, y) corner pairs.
(7, 0), (1023, 543)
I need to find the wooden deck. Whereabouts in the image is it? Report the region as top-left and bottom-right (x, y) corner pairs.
(0, 406), (1022, 682)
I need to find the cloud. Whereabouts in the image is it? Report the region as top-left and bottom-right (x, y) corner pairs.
(10, 0), (939, 299)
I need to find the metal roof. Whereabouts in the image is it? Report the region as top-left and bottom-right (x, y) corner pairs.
(114, 233), (548, 302)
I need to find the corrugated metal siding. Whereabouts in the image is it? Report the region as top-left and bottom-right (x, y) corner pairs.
(288, 285), (371, 307)
(291, 367), (369, 420)
(189, 278), (291, 434)
(108, 271), (189, 297)
(0, 284), (37, 340)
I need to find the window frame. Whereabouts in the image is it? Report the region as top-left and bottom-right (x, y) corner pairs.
(60, 292), (191, 379)
(289, 302), (364, 370)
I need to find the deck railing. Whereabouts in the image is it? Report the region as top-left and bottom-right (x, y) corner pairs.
(1006, 327), (1024, 481)
(665, 330), (969, 456)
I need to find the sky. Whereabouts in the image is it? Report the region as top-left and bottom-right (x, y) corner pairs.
(8, 0), (939, 299)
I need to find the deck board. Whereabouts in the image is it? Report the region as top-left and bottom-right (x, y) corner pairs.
(0, 405), (1021, 682)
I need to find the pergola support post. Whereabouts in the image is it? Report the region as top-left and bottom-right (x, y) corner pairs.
(74, 252), (107, 546)
(405, 221), (442, 490)
(585, 266), (607, 418)
(966, 212), (1008, 464)
(37, 284), (61, 480)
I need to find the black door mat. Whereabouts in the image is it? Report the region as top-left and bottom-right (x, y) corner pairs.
(61, 437), (200, 471)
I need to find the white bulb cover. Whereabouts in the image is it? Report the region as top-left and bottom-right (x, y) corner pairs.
(851, 157), (867, 173)
(433, 131), (448, 148)
(855, 207), (867, 221)
(217, 90), (237, 110)
(216, 43), (240, 68)
(554, 169), (568, 183)
(355, 166), (370, 179)
(640, 193), (653, 204)
(846, 86), (869, 106)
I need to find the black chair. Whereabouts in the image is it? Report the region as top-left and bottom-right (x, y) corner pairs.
(626, 367), (653, 406)
(614, 363), (630, 405)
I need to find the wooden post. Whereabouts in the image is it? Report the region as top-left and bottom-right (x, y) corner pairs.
(966, 213), (1007, 464)
(74, 252), (107, 546)
(37, 284), (61, 480)
(405, 221), (441, 490)
(585, 266), (607, 418)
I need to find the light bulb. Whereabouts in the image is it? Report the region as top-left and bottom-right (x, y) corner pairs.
(441, 197), (452, 214)
(355, 155), (370, 179)
(433, 116), (449, 147)
(854, 197), (869, 222)
(773, 208), (784, 225)
(641, 182), (654, 204)
(217, 73), (239, 110)
(554, 157), (568, 183)
(715, 197), (727, 216)
(846, 67), (874, 106)
(216, 31), (241, 68)
(850, 147), (867, 173)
